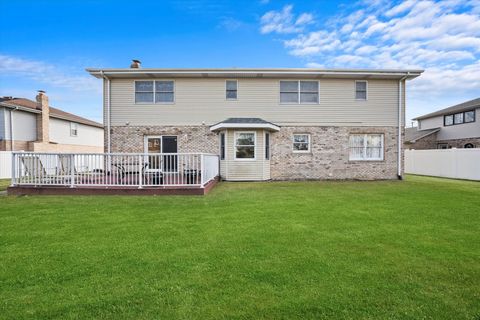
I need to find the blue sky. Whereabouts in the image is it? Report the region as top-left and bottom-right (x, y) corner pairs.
(1, 0), (479, 125)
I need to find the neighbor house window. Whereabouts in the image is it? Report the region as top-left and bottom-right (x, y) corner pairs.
(349, 134), (384, 161)
(355, 80), (367, 100)
(220, 133), (225, 160)
(444, 110), (475, 126)
(265, 132), (270, 160)
(464, 143), (474, 148)
(70, 122), (78, 137)
(454, 112), (464, 124)
(235, 132), (255, 159)
(444, 115), (454, 126)
(226, 80), (237, 100)
(135, 80), (174, 103)
(293, 134), (310, 152)
(465, 110), (475, 123)
(437, 143), (449, 149)
(280, 81), (319, 104)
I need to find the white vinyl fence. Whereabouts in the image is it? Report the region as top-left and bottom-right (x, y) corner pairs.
(405, 148), (480, 181)
(0, 151), (12, 179)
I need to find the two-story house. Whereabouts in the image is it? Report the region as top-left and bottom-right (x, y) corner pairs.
(0, 91), (104, 153)
(87, 61), (422, 181)
(405, 98), (480, 149)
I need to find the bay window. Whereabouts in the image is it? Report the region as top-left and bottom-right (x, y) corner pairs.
(235, 132), (255, 159)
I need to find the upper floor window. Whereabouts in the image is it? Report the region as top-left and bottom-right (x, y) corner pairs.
(349, 134), (384, 161)
(226, 80), (237, 100)
(293, 134), (310, 153)
(70, 122), (78, 137)
(280, 81), (319, 104)
(444, 110), (475, 126)
(355, 81), (367, 100)
(135, 80), (174, 104)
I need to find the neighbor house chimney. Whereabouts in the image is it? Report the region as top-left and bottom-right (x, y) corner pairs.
(36, 90), (49, 143)
(130, 59), (141, 68)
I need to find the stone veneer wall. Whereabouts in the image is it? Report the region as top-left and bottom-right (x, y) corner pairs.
(404, 132), (438, 150)
(436, 137), (480, 148)
(110, 125), (401, 181)
(270, 126), (401, 180)
(109, 126), (219, 154)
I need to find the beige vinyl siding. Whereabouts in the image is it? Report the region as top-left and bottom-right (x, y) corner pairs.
(108, 78), (403, 127)
(220, 129), (270, 181)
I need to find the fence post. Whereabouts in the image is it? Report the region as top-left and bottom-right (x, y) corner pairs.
(201, 154), (205, 187)
(70, 154), (75, 188)
(11, 152), (16, 186)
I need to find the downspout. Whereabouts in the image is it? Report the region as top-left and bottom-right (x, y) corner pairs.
(101, 71), (111, 154)
(397, 73), (410, 180)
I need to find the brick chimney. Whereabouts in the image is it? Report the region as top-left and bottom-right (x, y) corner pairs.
(36, 90), (49, 143)
(130, 59), (141, 68)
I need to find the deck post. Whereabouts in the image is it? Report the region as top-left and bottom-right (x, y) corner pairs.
(11, 152), (16, 187)
(138, 154), (143, 189)
(201, 154), (205, 187)
(70, 154), (75, 188)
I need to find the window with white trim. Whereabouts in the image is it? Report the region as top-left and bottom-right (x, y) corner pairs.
(355, 81), (367, 100)
(235, 132), (255, 159)
(265, 132), (270, 160)
(70, 122), (78, 137)
(293, 134), (310, 152)
(226, 80), (237, 100)
(280, 81), (319, 104)
(135, 80), (174, 103)
(349, 134), (384, 161)
(220, 133), (225, 160)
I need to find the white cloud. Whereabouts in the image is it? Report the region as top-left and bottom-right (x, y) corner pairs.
(0, 54), (100, 93)
(260, 5), (314, 34)
(260, 1), (480, 121)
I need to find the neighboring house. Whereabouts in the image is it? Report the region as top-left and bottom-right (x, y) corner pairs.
(87, 61), (422, 181)
(405, 98), (480, 149)
(0, 91), (104, 152)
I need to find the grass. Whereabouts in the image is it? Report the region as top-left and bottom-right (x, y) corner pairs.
(0, 179), (10, 192)
(0, 175), (479, 319)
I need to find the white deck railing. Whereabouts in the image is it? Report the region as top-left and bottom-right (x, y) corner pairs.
(11, 152), (219, 188)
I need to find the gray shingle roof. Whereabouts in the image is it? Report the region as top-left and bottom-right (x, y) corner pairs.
(405, 127), (440, 143)
(219, 118), (275, 124)
(413, 98), (480, 120)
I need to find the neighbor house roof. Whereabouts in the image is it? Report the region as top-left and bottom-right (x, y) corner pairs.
(0, 97), (103, 128)
(87, 68), (423, 80)
(405, 127), (440, 143)
(413, 98), (480, 120)
(210, 118), (280, 131)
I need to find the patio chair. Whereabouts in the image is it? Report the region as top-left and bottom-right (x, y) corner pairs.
(20, 155), (69, 184)
(58, 154), (104, 184)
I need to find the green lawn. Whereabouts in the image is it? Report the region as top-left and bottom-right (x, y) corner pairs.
(0, 179), (10, 192)
(0, 176), (479, 319)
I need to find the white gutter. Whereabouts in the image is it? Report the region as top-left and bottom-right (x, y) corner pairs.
(398, 73), (410, 179)
(101, 71), (111, 153)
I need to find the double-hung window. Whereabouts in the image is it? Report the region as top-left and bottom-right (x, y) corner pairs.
(226, 80), (238, 100)
(355, 81), (367, 100)
(235, 132), (255, 160)
(280, 81), (319, 104)
(135, 80), (174, 103)
(349, 134), (384, 161)
(220, 133), (226, 160)
(70, 122), (78, 137)
(293, 134), (310, 152)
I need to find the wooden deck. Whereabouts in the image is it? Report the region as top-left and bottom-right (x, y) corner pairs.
(7, 177), (219, 196)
